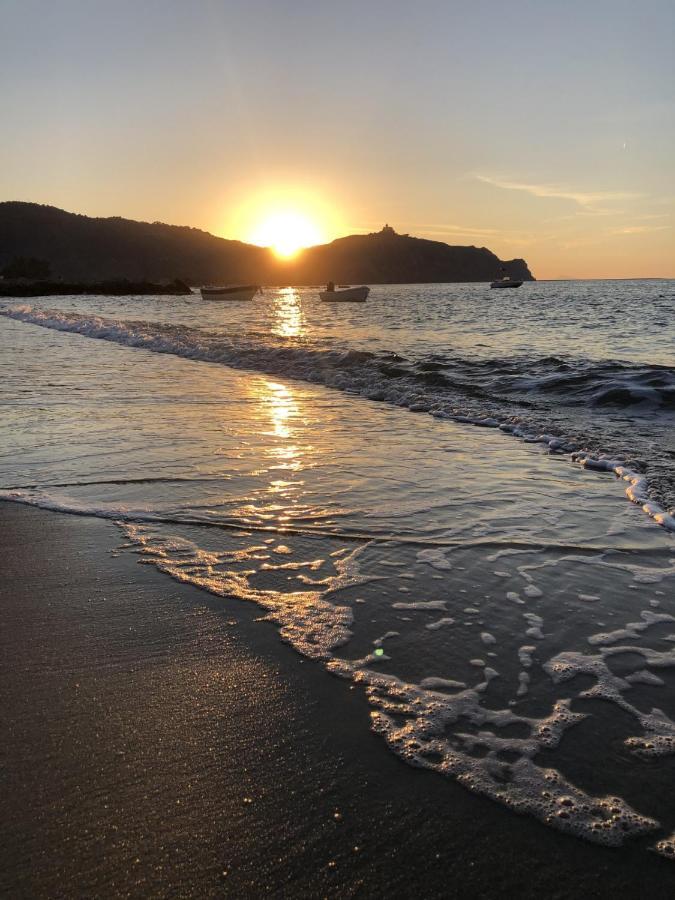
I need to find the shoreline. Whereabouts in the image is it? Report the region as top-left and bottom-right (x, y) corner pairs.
(2, 501), (675, 897)
(0, 278), (191, 297)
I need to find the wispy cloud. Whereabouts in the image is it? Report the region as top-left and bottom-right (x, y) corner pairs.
(474, 174), (640, 212)
(610, 224), (672, 235)
(412, 223), (503, 237)
(414, 224), (557, 247)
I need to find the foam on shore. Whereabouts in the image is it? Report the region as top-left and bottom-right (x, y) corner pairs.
(324, 660), (657, 846)
(121, 524), (373, 659)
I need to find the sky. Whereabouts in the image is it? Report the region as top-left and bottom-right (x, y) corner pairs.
(1, 0), (674, 278)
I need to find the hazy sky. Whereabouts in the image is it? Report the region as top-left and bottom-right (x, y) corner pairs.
(2, 0), (674, 278)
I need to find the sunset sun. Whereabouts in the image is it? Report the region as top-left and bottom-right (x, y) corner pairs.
(249, 210), (324, 258)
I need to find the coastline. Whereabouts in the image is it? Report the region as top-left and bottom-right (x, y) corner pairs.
(0, 278), (191, 297)
(2, 501), (675, 898)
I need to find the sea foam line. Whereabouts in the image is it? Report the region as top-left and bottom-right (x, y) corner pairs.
(2, 304), (674, 533)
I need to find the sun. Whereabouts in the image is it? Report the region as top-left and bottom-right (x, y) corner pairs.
(249, 211), (324, 259)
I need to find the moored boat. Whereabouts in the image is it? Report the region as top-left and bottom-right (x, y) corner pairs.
(490, 269), (522, 289)
(200, 284), (260, 301)
(490, 278), (523, 289)
(320, 285), (370, 302)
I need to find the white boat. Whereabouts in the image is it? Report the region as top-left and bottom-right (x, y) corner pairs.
(490, 274), (522, 289)
(200, 284), (260, 301)
(320, 285), (370, 302)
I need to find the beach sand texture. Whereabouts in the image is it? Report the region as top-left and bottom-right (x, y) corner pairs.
(3, 502), (675, 899)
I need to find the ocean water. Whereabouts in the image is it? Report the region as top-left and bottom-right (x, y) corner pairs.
(2, 281), (675, 857)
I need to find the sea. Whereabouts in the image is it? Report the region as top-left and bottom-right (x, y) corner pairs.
(2, 280), (675, 859)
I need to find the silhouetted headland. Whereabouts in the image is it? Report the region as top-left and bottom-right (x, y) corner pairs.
(0, 203), (535, 285)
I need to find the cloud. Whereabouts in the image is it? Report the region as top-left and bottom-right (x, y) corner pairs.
(413, 223), (503, 237)
(414, 224), (556, 247)
(474, 174), (640, 212)
(610, 224), (671, 235)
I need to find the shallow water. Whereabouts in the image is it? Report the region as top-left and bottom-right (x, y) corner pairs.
(2, 280), (674, 510)
(1, 283), (675, 857)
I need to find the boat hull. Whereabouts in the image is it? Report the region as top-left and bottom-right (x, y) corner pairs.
(320, 286), (370, 302)
(200, 285), (259, 301)
(490, 280), (523, 289)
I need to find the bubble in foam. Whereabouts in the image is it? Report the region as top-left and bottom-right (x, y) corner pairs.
(373, 631), (399, 647)
(518, 645), (536, 668)
(588, 610), (675, 647)
(524, 612), (544, 640)
(652, 834), (675, 860)
(416, 548), (453, 570)
(419, 677), (466, 691)
(392, 600), (448, 611)
(625, 670), (664, 687)
(425, 617), (455, 631)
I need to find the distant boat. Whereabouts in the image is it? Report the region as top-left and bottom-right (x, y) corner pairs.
(201, 284), (260, 301)
(490, 271), (522, 289)
(320, 285), (370, 303)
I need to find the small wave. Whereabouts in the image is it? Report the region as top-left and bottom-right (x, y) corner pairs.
(410, 354), (675, 410)
(2, 304), (674, 532)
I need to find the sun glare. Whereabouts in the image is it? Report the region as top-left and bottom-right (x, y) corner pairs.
(249, 211), (324, 259)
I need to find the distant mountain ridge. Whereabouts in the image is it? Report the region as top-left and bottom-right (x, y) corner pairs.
(0, 202), (534, 284)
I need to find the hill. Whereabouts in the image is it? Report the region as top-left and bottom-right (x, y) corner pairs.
(290, 225), (533, 283)
(0, 203), (534, 284)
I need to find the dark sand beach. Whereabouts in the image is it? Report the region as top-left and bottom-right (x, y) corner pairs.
(2, 501), (675, 899)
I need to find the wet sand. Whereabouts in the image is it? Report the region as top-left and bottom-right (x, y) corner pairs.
(2, 501), (675, 898)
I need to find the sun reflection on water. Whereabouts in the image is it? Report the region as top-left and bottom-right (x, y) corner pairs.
(242, 377), (330, 529)
(265, 380), (295, 440)
(254, 379), (311, 474)
(271, 287), (305, 338)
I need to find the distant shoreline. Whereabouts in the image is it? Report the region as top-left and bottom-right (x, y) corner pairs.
(0, 278), (191, 297)
(534, 276), (674, 282)
(0, 277), (672, 298)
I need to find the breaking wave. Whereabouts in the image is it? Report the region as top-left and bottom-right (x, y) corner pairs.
(2, 303), (674, 530)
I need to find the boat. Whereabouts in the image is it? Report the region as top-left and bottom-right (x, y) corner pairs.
(320, 285), (370, 303)
(490, 271), (522, 289)
(200, 284), (261, 301)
